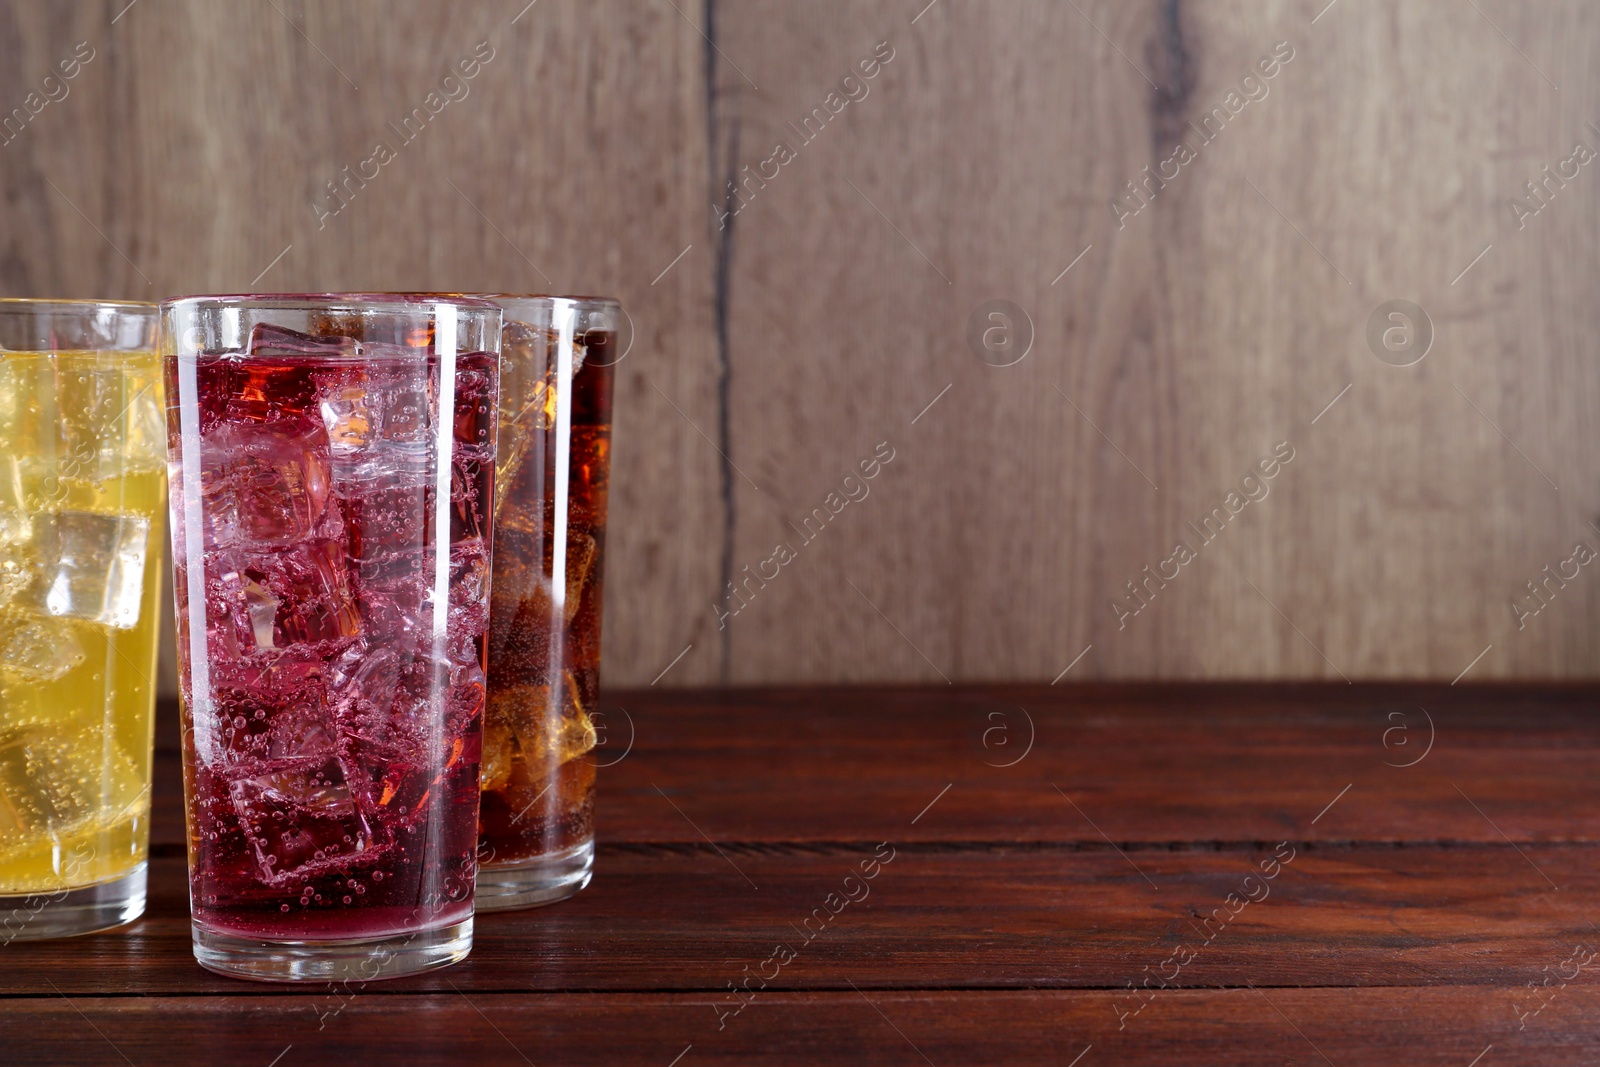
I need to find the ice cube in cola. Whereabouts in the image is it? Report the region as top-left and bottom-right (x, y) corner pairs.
(173, 319), (497, 941)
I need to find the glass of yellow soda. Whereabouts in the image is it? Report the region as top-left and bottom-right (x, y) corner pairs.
(0, 299), (163, 940)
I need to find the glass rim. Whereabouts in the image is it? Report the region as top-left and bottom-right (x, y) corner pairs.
(0, 297), (157, 317)
(159, 292), (505, 317)
(320, 291), (622, 311)
(484, 293), (621, 310)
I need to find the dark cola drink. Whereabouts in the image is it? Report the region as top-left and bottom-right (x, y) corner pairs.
(477, 297), (617, 909)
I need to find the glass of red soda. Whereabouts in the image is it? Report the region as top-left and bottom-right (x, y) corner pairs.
(161, 295), (500, 982)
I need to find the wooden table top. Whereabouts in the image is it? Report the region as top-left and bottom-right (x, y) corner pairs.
(4, 683), (1598, 1065)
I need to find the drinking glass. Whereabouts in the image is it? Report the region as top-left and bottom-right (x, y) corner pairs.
(477, 295), (618, 909)
(162, 295), (500, 981)
(0, 299), (163, 941)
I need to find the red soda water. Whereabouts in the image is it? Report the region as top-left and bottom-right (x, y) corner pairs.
(169, 323), (496, 940)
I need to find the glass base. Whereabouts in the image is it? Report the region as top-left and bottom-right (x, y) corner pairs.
(475, 837), (593, 911)
(192, 916), (473, 983)
(0, 863), (147, 943)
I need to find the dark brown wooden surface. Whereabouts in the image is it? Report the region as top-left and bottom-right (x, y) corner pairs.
(5, 684), (1599, 1064)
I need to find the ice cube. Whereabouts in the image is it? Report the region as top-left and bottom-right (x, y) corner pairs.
(16, 512), (149, 629)
(445, 537), (491, 651)
(240, 323), (363, 431)
(351, 542), (434, 651)
(350, 585), (429, 652)
(330, 644), (403, 724)
(348, 522), (489, 656)
(0, 454), (29, 548)
(210, 652), (333, 763)
(0, 725), (143, 852)
(0, 612), (85, 683)
(333, 645), (433, 826)
(347, 647), (478, 741)
(452, 351), (498, 464)
(223, 540), (360, 649)
(0, 557), (29, 604)
(450, 455), (491, 543)
(248, 323), (362, 359)
(201, 422), (333, 549)
(480, 716), (514, 794)
(489, 529), (594, 634)
(229, 755), (373, 884)
(314, 357), (437, 488)
(569, 425), (611, 528)
(494, 327), (557, 506)
(56, 363), (125, 484)
(346, 478), (432, 568)
(0, 501), (35, 602)
(500, 321), (581, 422)
(500, 322), (557, 408)
(54, 355), (167, 479)
(340, 655), (480, 833)
(242, 579), (279, 649)
(393, 649), (455, 723)
(486, 579), (554, 688)
(339, 736), (433, 830)
(559, 533), (597, 623)
(319, 383), (375, 455)
(225, 359), (321, 426)
(380, 376), (432, 446)
(267, 701), (337, 760)
(489, 671), (596, 769)
(449, 658), (488, 737)
(120, 364), (167, 473)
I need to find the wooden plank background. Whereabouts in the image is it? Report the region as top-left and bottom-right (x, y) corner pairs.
(0, 0), (1596, 689)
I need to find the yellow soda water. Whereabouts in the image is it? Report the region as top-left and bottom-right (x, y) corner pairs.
(0, 350), (164, 894)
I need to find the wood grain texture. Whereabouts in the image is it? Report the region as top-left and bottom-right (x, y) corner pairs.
(9, 843), (1599, 996)
(4, 684), (1598, 1063)
(147, 683), (1600, 849)
(0, 0), (724, 691)
(3, 989), (1596, 1067)
(2, 1), (1600, 686)
(712, 0), (1600, 684)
